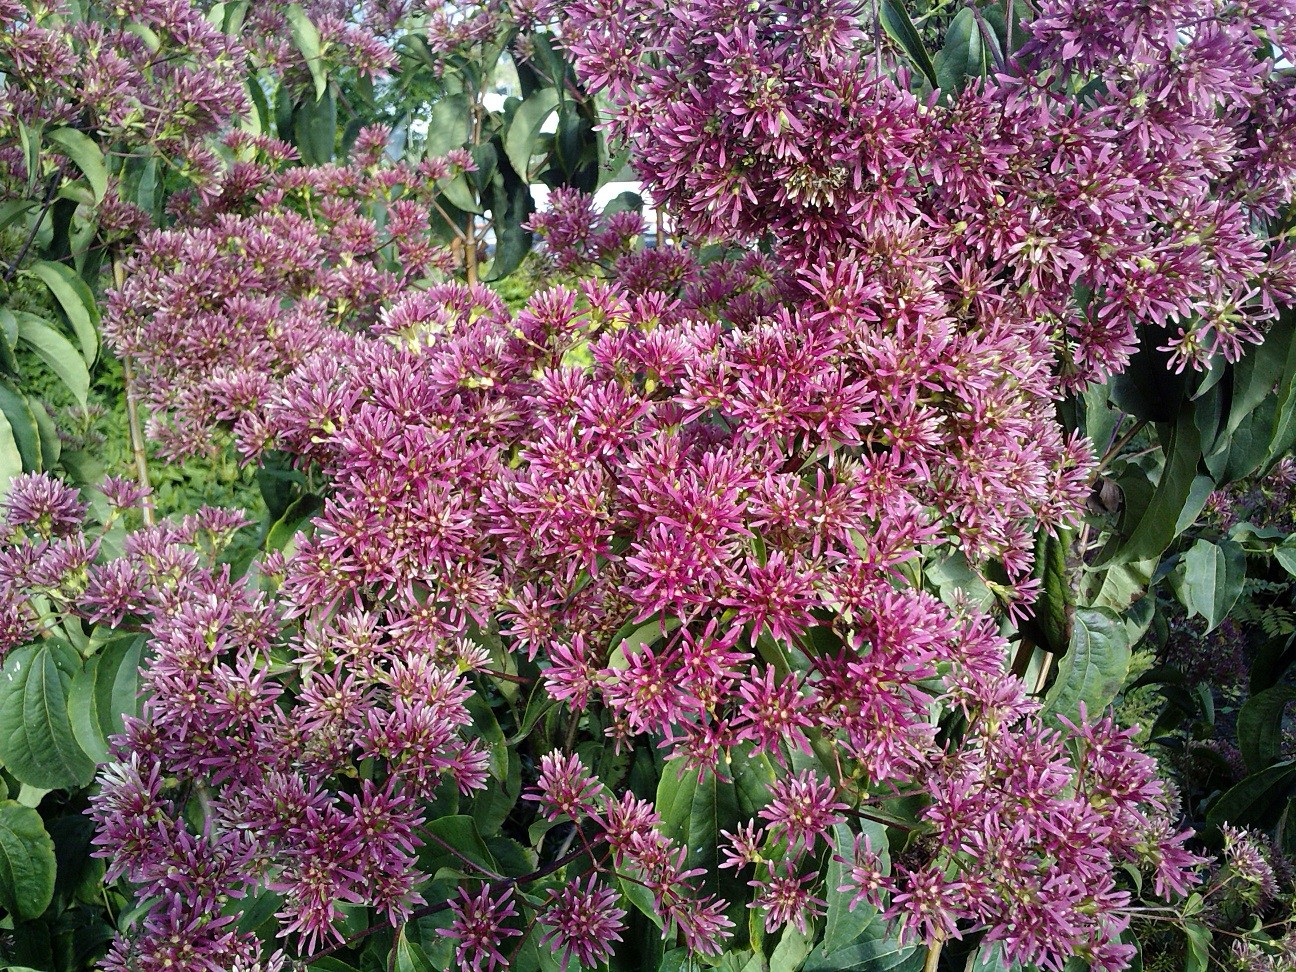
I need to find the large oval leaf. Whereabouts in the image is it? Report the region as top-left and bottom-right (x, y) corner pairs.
(504, 88), (559, 184)
(69, 636), (143, 765)
(1181, 538), (1246, 633)
(0, 642), (96, 790)
(1041, 607), (1131, 723)
(1237, 685), (1296, 772)
(0, 801), (55, 922)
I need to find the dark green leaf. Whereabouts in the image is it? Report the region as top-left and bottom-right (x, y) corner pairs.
(45, 129), (107, 204)
(0, 642), (97, 790)
(285, 3), (328, 100)
(1238, 685), (1296, 771)
(0, 801), (55, 922)
(1181, 538), (1246, 633)
(1207, 761), (1296, 828)
(424, 95), (471, 160)
(1041, 607), (1131, 722)
(13, 313), (89, 407)
(24, 261), (99, 366)
(293, 90), (337, 166)
(505, 89), (559, 183)
(1106, 408), (1203, 564)
(68, 637), (143, 766)
(879, 1), (938, 88)
(0, 380), (42, 472)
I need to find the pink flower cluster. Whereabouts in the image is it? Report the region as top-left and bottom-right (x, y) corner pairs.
(103, 127), (473, 459)
(0, 470), (492, 969)
(0, 0), (248, 197)
(69, 1), (1296, 969)
(556, 0), (1296, 377)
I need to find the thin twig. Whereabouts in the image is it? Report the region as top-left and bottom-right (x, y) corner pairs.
(1, 164), (64, 284)
(1095, 418), (1150, 474)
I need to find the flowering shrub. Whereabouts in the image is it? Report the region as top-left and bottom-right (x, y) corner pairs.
(0, 2), (1295, 972)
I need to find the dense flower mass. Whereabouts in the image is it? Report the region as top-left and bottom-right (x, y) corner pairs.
(557, 0), (1296, 378)
(19, 1), (1290, 971)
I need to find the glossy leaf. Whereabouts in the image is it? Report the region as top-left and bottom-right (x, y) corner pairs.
(0, 410), (21, 497)
(880, 1), (938, 89)
(0, 641), (97, 790)
(0, 801), (55, 922)
(26, 259), (99, 365)
(505, 88), (559, 184)
(68, 637), (144, 766)
(1181, 538), (1245, 632)
(1041, 607), (1131, 722)
(285, 3), (328, 99)
(1106, 409), (1203, 564)
(45, 128), (107, 204)
(0, 380), (42, 472)
(1207, 761), (1296, 828)
(13, 313), (89, 407)
(1238, 685), (1296, 772)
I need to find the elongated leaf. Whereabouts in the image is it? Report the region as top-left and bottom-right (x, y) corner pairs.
(1041, 607), (1131, 722)
(14, 314), (90, 406)
(0, 381), (41, 472)
(819, 822), (887, 954)
(1207, 761), (1296, 828)
(44, 129), (107, 204)
(505, 88), (559, 184)
(0, 411), (21, 497)
(26, 260), (99, 365)
(285, 3), (328, 100)
(1181, 538), (1246, 633)
(68, 637), (143, 766)
(293, 90), (337, 166)
(0, 642), (96, 790)
(933, 9), (986, 93)
(1107, 409), (1203, 564)
(880, 1), (938, 88)
(1238, 685), (1296, 772)
(0, 801), (55, 922)
(0, 201), (35, 235)
(424, 94), (471, 160)
(1264, 311), (1296, 467)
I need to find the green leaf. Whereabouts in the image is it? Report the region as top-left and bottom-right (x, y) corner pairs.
(1238, 685), (1296, 772)
(68, 637), (143, 766)
(0, 642), (97, 790)
(1263, 312), (1296, 467)
(0, 411), (21, 498)
(285, 3), (328, 100)
(803, 921), (918, 972)
(293, 90), (337, 166)
(1041, 607), (1131, 722)
(418, 815), (499, 878)
(1181, 538), (1246, 633)
(1207, 761), (1296, 828)
(880, 1), (938, 89)
(424, 95), (471, 160)
(44, 129), (107, 204)
(0, 802), (55, 922)
(0, 381), (41, 472)
(1024, 527), (1073, 653)
(505, 88), (559, 184)
(13, 313), (90, 407)
(394, 929), (433, 972)
(26, 260), (99, 365)
(1106, 408), (1203, 564)
(1183, 922), (1211, 972)
(820, 822), (886, 954)
(933, 10), (987, 94)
